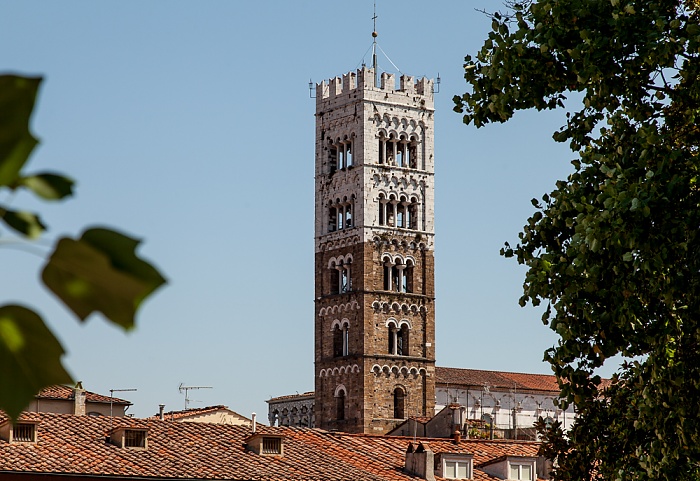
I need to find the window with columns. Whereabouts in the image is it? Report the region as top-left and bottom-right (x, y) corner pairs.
(328, 196), (354, 233)
(387, 319), (410, 356)
(378, 132), (420, 169)
(378, 193), (420, 230)
(329, 258), (352, 295)
(382, 256), (414, 293)
(328, 136), (353, 174)
(332, 321), (349, 358)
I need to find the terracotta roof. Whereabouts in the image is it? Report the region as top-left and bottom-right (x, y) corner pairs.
(0, 411), (546, 481)
(149, 405), (250, 421)
(268, 391), (315, 403)
(36, 385), (131, 405)
(435, 367), (561, 393)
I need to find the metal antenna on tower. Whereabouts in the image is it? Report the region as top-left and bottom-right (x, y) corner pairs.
(178, 383), (212, 410)
(372, 1), (378, 87)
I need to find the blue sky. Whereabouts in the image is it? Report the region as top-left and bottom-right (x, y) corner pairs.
(1, 1), (607, 419)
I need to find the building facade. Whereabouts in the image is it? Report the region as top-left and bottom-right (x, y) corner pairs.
(313, 67), (436, 434)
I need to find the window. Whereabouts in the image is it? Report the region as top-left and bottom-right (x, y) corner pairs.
(444, 460), (472, 479)
(328, 197), (354, 234)
(13, 423), (36, 443)
(393, 387), (405, 419)
(509, 463), (533, 480)
(388, 320), (411, 355)
(377, 194), (420, 230)
(124, 429), (146, 448)
(333, 321), (349, 357)
(336, 388), (346, 421)
(329, 257), (352, 295)
(262, 437), (282, 454)
(382, 257), (414, 293)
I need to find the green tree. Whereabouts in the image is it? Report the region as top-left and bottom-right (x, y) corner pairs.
(455, 1), (700, 479)
(0, 75), (165, 420)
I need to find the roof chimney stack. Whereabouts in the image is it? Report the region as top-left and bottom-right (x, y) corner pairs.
(453, 429), (462, 444)
(252, 413), (257, 433)
(158, 404), (165, 421)
(73, 381), (86, 416)
(404, 442), (435, 481)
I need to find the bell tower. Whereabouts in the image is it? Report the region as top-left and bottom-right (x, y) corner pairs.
(314, 66), (436, 434)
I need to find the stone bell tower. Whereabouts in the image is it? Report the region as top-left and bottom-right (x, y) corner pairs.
(314, 66), (436, 434)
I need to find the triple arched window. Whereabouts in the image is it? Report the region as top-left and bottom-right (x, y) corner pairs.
(329, 135), (353, 174)
(328, 196), (354, 233)
(382, 255), (414, 293)
(378, 132), (420, 169)
(378, 193), (420, 230)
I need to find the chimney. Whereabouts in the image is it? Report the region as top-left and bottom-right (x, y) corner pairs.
(252, 413), (257, 433)
(158, 404), (165, 421)
(453, 429), (462, 444)
(73, 381), (86, 416)
(404, 442), (435, 481)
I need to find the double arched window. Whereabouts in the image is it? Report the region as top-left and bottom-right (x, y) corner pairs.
(378, 193), (420, 230)
(332, 319), (350, 358)
(387, 319), (411, 356)
(329, 255), (352, 295)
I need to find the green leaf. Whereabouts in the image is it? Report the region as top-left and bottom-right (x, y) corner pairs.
(0, 205), (46, 238)
(0, 304), (72, 420)
(41, 227), (166, 330)
(0, 75), (41, 187)
(19, 172), (75, 200)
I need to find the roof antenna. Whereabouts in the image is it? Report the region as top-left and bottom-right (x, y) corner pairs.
(108, 388), (137, 435)
(372, 1), (378, 87)
(178, 383), (213, 410)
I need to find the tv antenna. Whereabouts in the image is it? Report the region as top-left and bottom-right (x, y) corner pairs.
(109, 388), (137, 433)
(178, 383), (212, 410)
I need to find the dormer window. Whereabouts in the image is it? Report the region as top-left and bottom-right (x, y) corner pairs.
(13, 423), (36, 443)
(246, 433), (285, 456)
(0, 421), (38, 443)
(109, 427), (148, 449)
(437, 454), (473, 480)
(480, 455), (537, 481)
(509, 462), (533, 480)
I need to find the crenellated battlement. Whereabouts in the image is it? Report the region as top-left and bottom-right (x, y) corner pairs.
(316, 67), (434, 101)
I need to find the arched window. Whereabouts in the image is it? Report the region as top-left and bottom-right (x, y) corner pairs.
(393, 387), (405, 419)
(336, 387), (346, 421)
(329, 258), (352, 295)
(388, 320), (410, 355)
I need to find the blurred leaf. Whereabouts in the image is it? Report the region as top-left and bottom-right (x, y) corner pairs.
(42, 227), (166, 330)
(0, 75), (41, 187)
(0, 305), (72, 420)
(0, 205), (46, 238)
(19, 172), (74, 200)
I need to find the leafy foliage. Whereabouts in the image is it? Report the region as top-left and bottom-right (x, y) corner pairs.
(0, 74), (165, 420)
(455, 1), (700, 479)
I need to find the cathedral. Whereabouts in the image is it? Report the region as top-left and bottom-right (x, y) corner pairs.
(268, 57), (573, 437)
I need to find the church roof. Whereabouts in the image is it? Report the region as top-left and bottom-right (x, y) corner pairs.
(268, 391), (315, 403)
(148, 405), (250, 421)
(0, 411), (545, 480)
(435, 367), (560, 393)
(36, 385), (131, 405)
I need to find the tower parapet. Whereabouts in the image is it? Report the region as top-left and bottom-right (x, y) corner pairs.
(316, 67), (434, 106)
